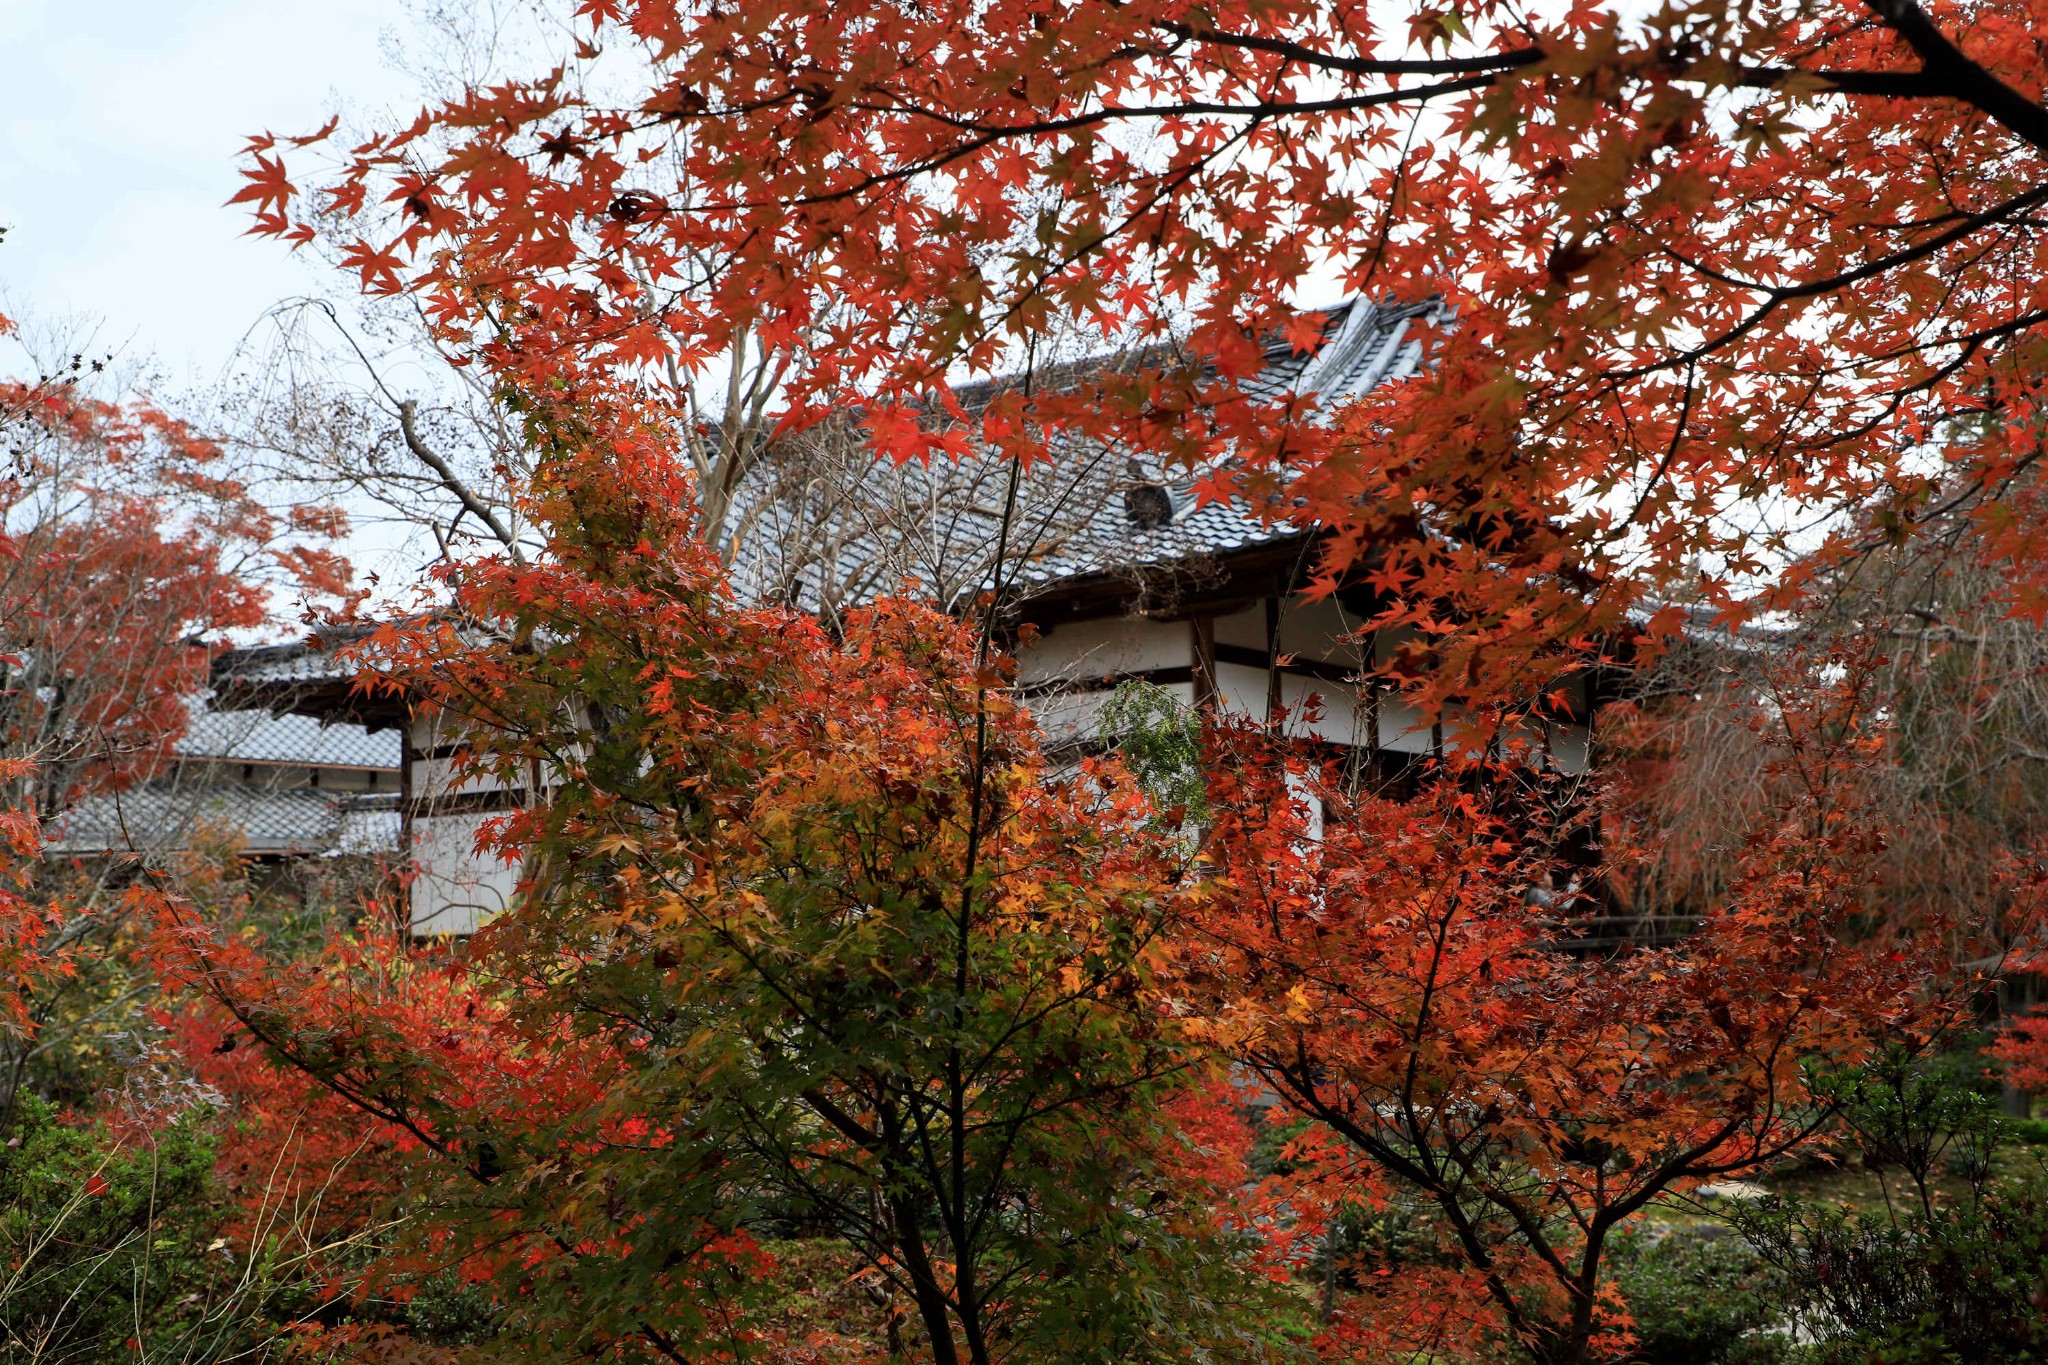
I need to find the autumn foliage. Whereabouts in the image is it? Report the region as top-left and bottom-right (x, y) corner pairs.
(1186, 670), (1966, 1361)
(152, 425), (1277, 1364)
(0, 376), (353, 817)
(50, 0), (2048, 1360)
(0, 352), (372, 1357)
(0, 368), (351, 1120)
(239, 0), (2048, 716)
(143, 411), (1996, 1362)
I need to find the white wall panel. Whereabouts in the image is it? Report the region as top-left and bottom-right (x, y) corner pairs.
(1014, 616), (1190, 685)
(1377, 695), (1436, 754)
(410, 754), (524, 800)
(1278, 673), (1368, 746)
(1277, 596), (1366, 664)
(1549, 723), (1590, 775)
(409, 811), (520, 936)
(1212, 661), (1269, 724)
(1372, 624), (1422, 667)
(1025, 681), (1198, 745)
(1211, 605), (1267, 651)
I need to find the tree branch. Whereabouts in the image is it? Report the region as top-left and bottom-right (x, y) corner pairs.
(1863, 0), (2048, 154)
(394, 401), (525, 564)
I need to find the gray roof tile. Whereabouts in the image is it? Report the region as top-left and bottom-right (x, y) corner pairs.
(215, 295), (1446, 682)
(46, 786), (399, 856)
(729, 295), (1445, 611)
(176, 701), (400, 769)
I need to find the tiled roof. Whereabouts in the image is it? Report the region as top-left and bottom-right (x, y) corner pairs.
(1015, 296), (1441, 590)
(216, 295), (1446, 684)
(212, 631), (381, 693)
(176, 700), (400, 769)
(728, 294), (1445, 611)
(46, 786), (400, 857)
(43, 691), (402, 858)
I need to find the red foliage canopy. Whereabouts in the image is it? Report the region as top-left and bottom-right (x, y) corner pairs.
(0, 369), (352, 1110)
(195, 2), (2048, 1358)
(244, 0), (2048, 716)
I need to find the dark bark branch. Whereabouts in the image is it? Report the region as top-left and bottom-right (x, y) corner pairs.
(395, 400), (526, 563)
(1864, 0), (2048, 154)
(1155, 22), (1545, 80)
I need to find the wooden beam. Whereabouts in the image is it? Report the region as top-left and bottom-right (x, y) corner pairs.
(1010, 664), (1194, 700)
(1190, 616), (1217, 713)
(1264, 594), (1282, 725)
(1213, 642), (1362, 686)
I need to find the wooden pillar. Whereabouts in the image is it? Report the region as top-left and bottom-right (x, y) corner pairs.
(1264, 594), (1283, 727)
(1190, 616), (1216, 713)
(397, 706), (418, 944)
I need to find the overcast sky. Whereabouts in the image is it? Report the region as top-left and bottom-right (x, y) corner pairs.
(1, 0), (419, 382)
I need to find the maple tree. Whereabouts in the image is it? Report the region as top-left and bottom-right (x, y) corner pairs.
(150, 406), (1979, 1363)
(0, 344), (353, 1126)
(204, 0), (2048, 1358)
(238, 0), (2048, 710)
(153, 417), (1277, 1364)
(1182, 670), (1964, 1364)
(1605, 492), (2048, 960)
(0, 372), (352, 822)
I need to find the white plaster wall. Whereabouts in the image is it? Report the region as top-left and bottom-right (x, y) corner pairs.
(409, 811), (520, 936)
(1212, 660), (1269, 725)
(1376, 695), (1436, 754)
(1276, 596), (1366, 664)
(1278, 673), (1370, 746)
(1211, 604), (1267, 651)
(1026, 680), (1197, 745)
(410, 753), (524, 801)
(408, 708), (460, 752)
(1283, 765), (1326, 844)
(1549, 723), (1590, 775)
(1372, 623), (1423, 667)
(1013, 615), (1190, 685)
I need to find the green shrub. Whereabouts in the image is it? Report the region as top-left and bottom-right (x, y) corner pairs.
(1610, 1226), (1789, 1365)
(2, 1096), (216, 1361)
(1810, 1043), (2003, 1212)
(0, 1096), (308, 1364)
(1733, 1173), (2048, 1363)
(1098, 680), (1208, 823)
(403, 1270), (506, 1346)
